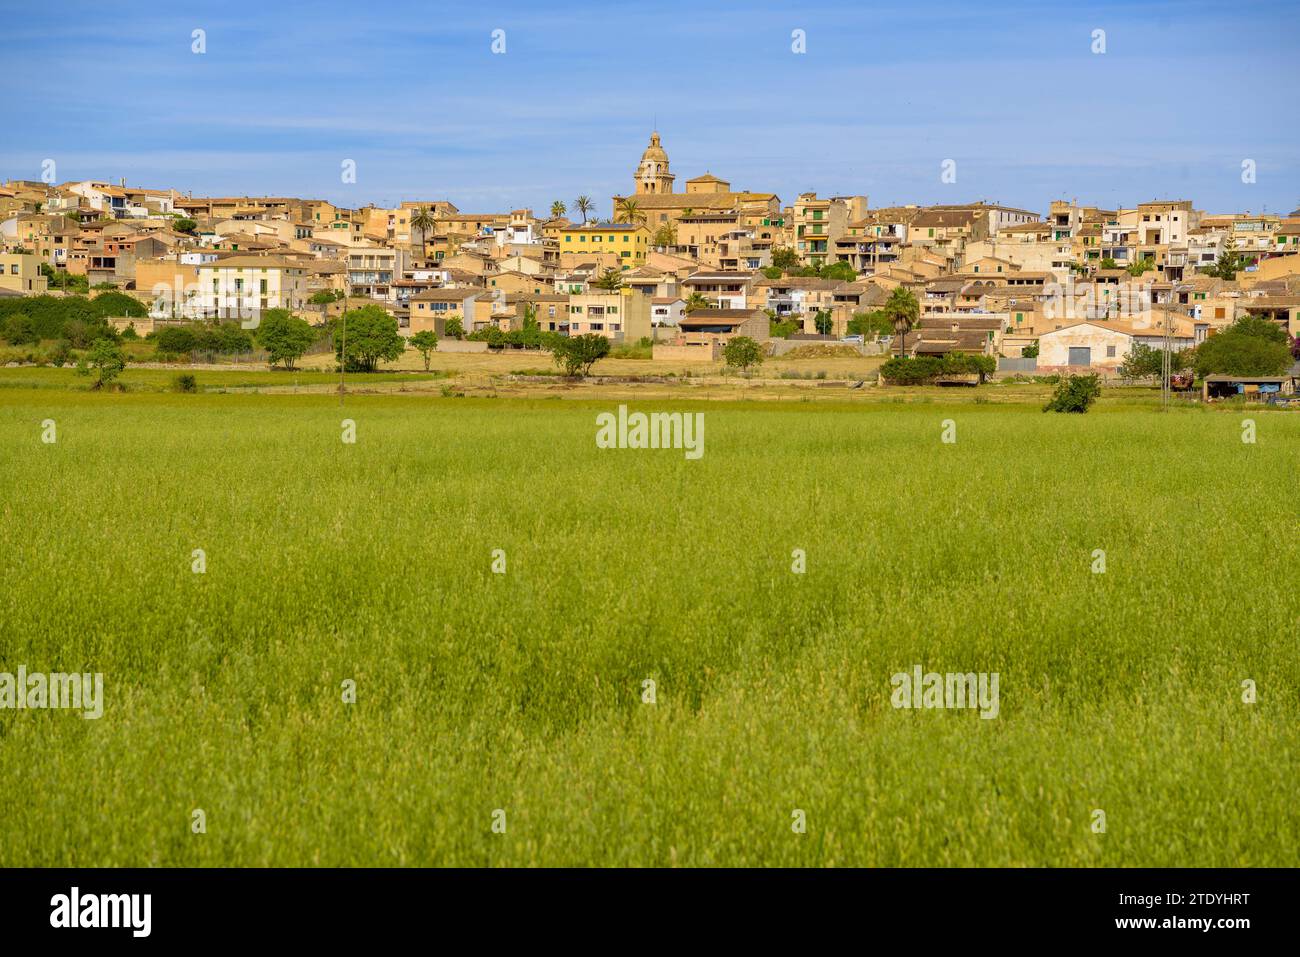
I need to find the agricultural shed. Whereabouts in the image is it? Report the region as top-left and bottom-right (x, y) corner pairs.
(1201, 375), (1293, 401)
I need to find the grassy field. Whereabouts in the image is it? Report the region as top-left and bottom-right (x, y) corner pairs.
(1, 383), (1297, 866)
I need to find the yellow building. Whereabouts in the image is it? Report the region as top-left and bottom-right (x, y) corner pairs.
(567, 288), (652, 341)
(559, 222), (651, 268)
(0, 252), (48, 294)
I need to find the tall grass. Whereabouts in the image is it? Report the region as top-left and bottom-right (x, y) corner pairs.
(0, 391), (1296, 865)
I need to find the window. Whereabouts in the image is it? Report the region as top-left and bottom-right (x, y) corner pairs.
(1106, 345), (1117, 358)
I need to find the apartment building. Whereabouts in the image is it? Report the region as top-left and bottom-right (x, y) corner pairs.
(196, 255), (309, 320)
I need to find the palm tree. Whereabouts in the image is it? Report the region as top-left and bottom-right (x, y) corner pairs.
(574, 195), (594, 224)
(615, 198), (645, 226)
(550, 200), (567, 219)
(683, 292), (712, 314)
(409, 206), (434, 258)
(884, 286), (920, 358)
(592, 267), (624, 291)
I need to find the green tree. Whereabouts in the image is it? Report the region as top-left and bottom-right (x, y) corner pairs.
(174, 217), (197, 234)
(723, 336), (764, 372)
(444, 315), (465, 340)
(550, 200), (567, 219)
(573, 195), (594, 224)
(309, 289), (343, 307)
(257, 308), (316, 370)
(883, 286), (920, 357)
(1100, 257), (1119, 270)
(819, 260), (857, 282)
(771, 247), (800, 271)
(1118, 342), (1191, 381)
(592, 267), (624, 291)
(813, 309), (833, 335)
(1193, 316), (1291, 377)
(551, 333), (610, 377)
(1207, 238), (1246, 280)
(90, 290), (147, 319)
(614, 198), (645, 225)
(1021, 340), (1040, 359)
(76, 338), (126, 389)
(409, 330), (439, 370)
(409, 206), (434, 255)
(847, 309), (892, 339)
(1126, 257), (1156, 277)
(4, 314), (37, 345)
(683, 292), (712, 314)
(652, 223), (677, 247)
(335, 305), (404, 372)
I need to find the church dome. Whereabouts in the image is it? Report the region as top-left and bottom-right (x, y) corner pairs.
(640, 132), (669, 166)
(633, 132), (675, 195)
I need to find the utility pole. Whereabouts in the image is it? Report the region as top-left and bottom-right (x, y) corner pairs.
(1161, 279), (1180, 411)
(339, 267), (349, 406)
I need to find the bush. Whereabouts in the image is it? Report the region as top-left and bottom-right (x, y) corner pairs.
(156, 325), (198, 355)
(880, 355), (942, 384)
(880, 353), (993, 384)
(1043, 373), (1101, 413)
(172, 373), (198, 393)
(49, 339), (73, 367)
(467, 326), (507, 348)
(4, 314), (38, 346)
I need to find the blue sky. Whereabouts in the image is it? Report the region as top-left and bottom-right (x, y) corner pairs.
(2, 0), (1297, 217)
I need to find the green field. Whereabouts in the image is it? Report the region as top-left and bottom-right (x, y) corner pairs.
(1, 387), (1297, 866)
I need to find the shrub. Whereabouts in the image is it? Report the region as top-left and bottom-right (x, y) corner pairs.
(49, 339), (73, 367)
(4, 313), (38, 346)
(1043, 373), (1101, 413)
(156, 325), (198, 355)
(880, 356), (942, 384)
(172, 373), (198, 393)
